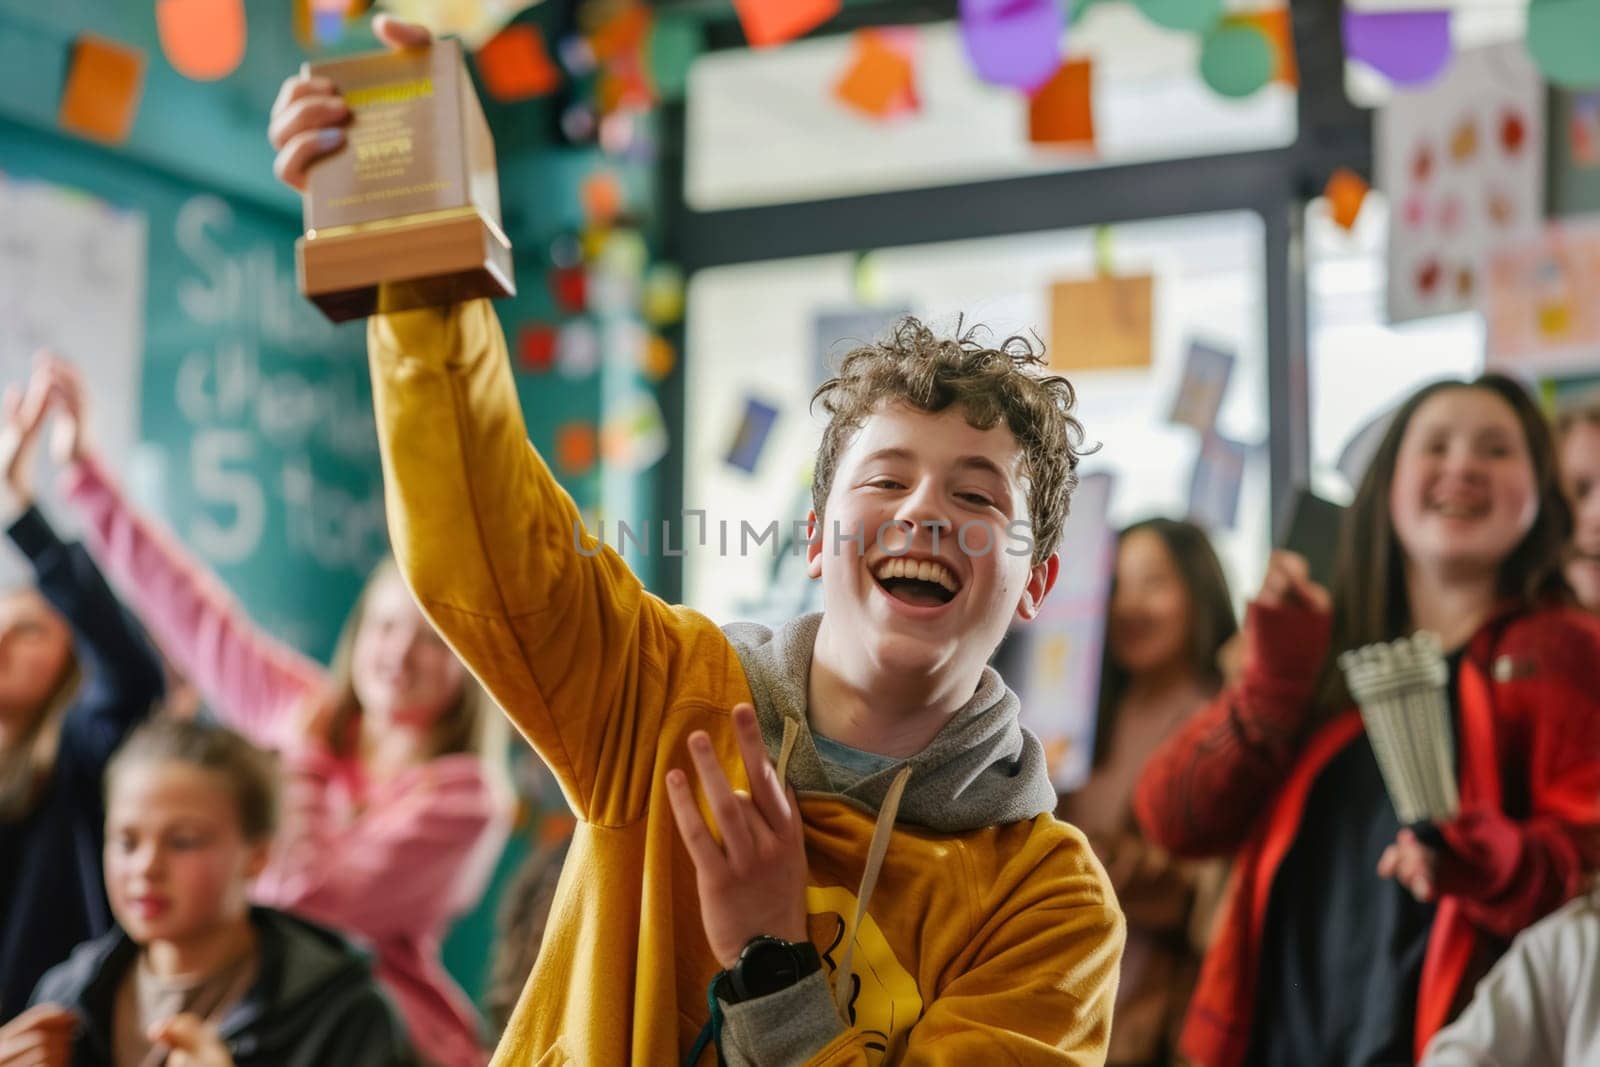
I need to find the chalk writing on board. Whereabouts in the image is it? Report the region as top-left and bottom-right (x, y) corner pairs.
(171, 195), (384, 569)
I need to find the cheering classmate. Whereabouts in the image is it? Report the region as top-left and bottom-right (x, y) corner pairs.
(33, 356), (512, 1067)
(1555, 396), (1600, 613)
(1135, 375), (1600, 1066)
(0, 363), (164, 1023)
(1060, 518), (1237, 1065)
(0, 717), (412, 1066)
(269, 16), (1125, 1064)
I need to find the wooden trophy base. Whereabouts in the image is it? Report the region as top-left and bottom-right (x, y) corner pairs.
(296, 206), (515, 323)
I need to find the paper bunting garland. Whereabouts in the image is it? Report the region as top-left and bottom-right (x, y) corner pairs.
(1342, 10), (1453, 88)
(733, 0), (840, 48)
(1134, 0), (1222, 33)
(959, 0), (1062, 92)
(1199, 21), (1276, 99)
(835, 30), (918, 119)
(156, 0), (246, 81)
(477, 23), (562, 101)
(640, 334), (676, 381)
(517, 323), (559, 373)
(642, 263), (685, 326)
(647, 15), (701, 100)
(1527, 0), (1600, 89)
(376, 0), (539, 50)
(1029, 59), (1095, 147)
(59, 35), (146, 144)
(1324, 167), (1370, 230)
(556, 422), (598, 475)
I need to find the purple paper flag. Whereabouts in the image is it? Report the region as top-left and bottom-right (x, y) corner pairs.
(959, 0), (1063, 91)
(1342, 10), (1452, 87)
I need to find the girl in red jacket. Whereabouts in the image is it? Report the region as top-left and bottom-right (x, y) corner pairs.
(1135, 374), (1600, 1067)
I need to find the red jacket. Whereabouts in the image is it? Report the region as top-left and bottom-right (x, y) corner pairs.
(1134, 599), (1600, 1067)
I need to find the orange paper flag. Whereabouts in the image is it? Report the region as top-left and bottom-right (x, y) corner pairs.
(734, 0), (840, 48)
(581, 171), (625, 226)
(1237, 9), (1298, 87)
(59, 35), (146, 145)
(477, 24), (562, 101)
(1029, 59), (1095, 147)
(1324, 167), (1369, 230)
(589, 3), (652, 63)
(556, 423), (598, 475)
(156, 0), (246, 81)
(835, 30), (916, 118)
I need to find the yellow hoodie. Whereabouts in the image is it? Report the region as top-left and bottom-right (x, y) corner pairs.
(367, 300), (1125, 1065)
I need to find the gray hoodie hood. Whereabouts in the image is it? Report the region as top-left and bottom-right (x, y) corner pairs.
(723, 612), (1057, 833)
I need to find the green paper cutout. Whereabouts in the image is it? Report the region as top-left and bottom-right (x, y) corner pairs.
(1199, 22), (1275, 99)
(648, 15), (702, 101)
(1134, 0), (1223, 33)
(1528, 0), (1600, 89)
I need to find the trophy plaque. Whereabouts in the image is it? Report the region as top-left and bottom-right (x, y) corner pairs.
(295, 38), (515, 323)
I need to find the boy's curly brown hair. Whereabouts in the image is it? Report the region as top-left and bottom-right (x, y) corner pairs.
(810, 316), (1090, 565)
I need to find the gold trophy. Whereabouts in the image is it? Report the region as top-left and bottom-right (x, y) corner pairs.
(294, 37), (515, 322)
(1338, 632), (1459, 832)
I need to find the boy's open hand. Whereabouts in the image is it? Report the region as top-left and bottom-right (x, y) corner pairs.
(0, 1003), (76, 1067)
(667, 704), (809, 969)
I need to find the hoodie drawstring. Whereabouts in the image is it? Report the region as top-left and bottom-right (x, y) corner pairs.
(777, 717), (800, 784)
(829, 763), (911, 1018)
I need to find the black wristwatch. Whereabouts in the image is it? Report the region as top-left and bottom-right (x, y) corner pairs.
(715, 935), (822, 1005)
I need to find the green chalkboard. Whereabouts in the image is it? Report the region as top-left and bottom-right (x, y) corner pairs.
(1, 116), (379, 660)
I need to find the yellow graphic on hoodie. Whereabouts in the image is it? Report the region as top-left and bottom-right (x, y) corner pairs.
(807, 885), (923, 1064)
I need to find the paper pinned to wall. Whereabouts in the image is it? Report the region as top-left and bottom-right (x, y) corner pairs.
(601, 390), (669, 472)
(1048, 273), (1154, 372)
(0, 175), (145, 583)
(725, 395), (780, 474)
(59, 34), (146, 144)
(1377, 43), (1545, 323)
(1168, 339), (1236, 434)
(1008, 471), (1116, 792)
(1484, 216), (1600, 374)
(1573, 93), (1600, 169)
(1538, 371), (1600, 421)
(1188, 433), (1249, 531)
(812, 305), (912, 389)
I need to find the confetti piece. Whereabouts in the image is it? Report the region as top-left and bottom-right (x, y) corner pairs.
(59, 35), (146, 144)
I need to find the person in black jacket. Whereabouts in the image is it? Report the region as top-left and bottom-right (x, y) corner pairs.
(2, 716), (414, 1066)
(0, 361), (165, 1022)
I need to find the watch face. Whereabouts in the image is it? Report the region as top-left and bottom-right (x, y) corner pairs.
(741, 940), (802, 997)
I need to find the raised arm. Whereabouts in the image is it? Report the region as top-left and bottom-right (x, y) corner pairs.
(1134, 555), (1332, 858)
(253, 748), (510, 940)
(0, 371), (163, 767)
(38, 354), (325, 749)
(270, 19), (742, 824)
(6, 509), (165, 769)
(364, 300), (717, 822)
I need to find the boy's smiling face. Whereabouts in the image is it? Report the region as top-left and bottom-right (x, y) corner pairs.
(807, 401), (1058, 685)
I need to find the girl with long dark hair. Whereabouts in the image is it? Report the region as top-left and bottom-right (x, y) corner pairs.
(1135, 375), (1600, 1066)
(1061, 518), (1236, 1065)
